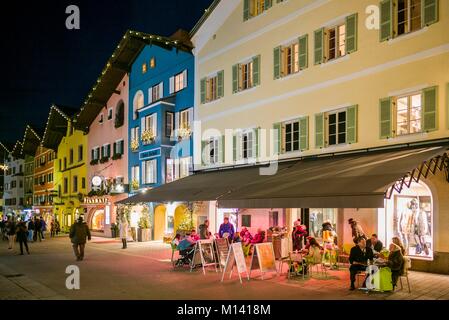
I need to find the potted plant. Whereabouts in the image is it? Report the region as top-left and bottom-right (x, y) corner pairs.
(141, 130), (156, 145)
(131, 139), (139, 152)
(131, 179), (139, 191)
(137, 214), (152, 242)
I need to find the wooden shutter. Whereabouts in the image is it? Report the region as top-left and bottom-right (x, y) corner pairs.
(159, 82), (164, 99)
(233, 134), (237, 161)
(182, 70), (188, 89)
(141, 117), (145, 137)
(315, 113), (324, 148)
(346, 105), (358, 144)
(200, 78), (206, 104)
(254, 127), (260, 158)
(422, 86), (438, 132)
(379, 97), (393, 139)
(252, 55), (261, 86)
(148, 87), (153, 105)
(113, 142), (117, 155)
(345, 13), (358, 54)
(243, 0), (250, 21)
(273, 46), (282, 79)
(298, 34), (308, 70)
(152, 113), (158, 137)
(314, 28), (325, 65)
(107, 144), (111, 157)
(380, 0), (393, 42)
(299, 116), (309, 151)
(217, 70), (224, 98)
(265, 0), (272, 10)
(91, 149), (94, 160)
(273, 123), (282, 155)
(232, 64), (239, 93)
(188, 108), (194, 129)
(422, 0), (439, 27)
(169, 76), (174, 94)
(219, 136), (225, 163)
(141, 161), (146, 184)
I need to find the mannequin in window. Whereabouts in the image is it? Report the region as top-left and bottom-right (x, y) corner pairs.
(413, 204), (429, 256)
(398, 199), (416, 253)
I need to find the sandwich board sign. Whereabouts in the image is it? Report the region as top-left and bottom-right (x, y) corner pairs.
(215, 237), (230, 271)
(190, 239), (218, 275)
(249, 242), (278, 280)
(221, 242), (249, 284)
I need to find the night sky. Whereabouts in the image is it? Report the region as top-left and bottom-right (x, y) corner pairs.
(0, 0), (214, 145)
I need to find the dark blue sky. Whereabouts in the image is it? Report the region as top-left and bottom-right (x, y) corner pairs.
(0, 0), (213, 145)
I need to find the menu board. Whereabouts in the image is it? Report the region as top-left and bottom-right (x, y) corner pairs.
(221, 243), (249, 284)
(215, 238), (229, 268)
(250, 243), (277, 279)
(191, 239), (218, 275)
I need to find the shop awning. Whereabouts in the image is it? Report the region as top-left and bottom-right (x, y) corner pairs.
(116, 146), (448, 208)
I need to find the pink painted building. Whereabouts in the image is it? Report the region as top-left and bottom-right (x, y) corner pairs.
(77, 75), (129, 237)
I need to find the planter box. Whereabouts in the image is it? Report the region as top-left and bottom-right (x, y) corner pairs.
(137, 228), (152, 242)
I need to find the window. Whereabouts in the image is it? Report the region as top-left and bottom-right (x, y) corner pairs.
(165, 112), (174, 137)
(99, 114), (104, 124)
(82, 177), (86, 189)
(284, 120), (300, 152)
(180, 109), (192, 131)
(78, 145), (83, 162)
(142, 159), (157, 184)
(11, 180), (16, 188)
(131, 127), (139, 142)
(241, 215), (252, 228)
(201, 71), (224, 104)
(327, 110), (347, 146)
(170, 70), (187, 94)
(179, 157), (191, 179)
(166, 158), (177, 183)
(69, 149), (74, 164)
(396, 93), (422, 135)
(142, 62), (147, 74)
(133, 91), (144, 120)
(73, 176), (78, 193)
(114, 140), (124, 155)
(59, 159), (62, 171)
(150, 82), (163, 103)
(244, 0), (271, 20)
(101, 144), (111, 158)
(64, 157), (67, 170)
(327, 23), (346, 61)
(397, 0), (422, 36)
(232, 56), (260, 93)
(108, 108), (113, 120)
(114, 100), (125, 128)
(131, 165), (140, 185)
(209, 137), (219, 165)
(64, 177), (68, 194)
(48, 173), (53, 182)
(242, 131), (254, 159)
(269, 211), (279, 227)
(19, 180), (23, 188)
(142, 114), (157, 144)
(150, 57), (156, 68)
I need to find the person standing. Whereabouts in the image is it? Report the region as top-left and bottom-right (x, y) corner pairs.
(40, 218), (46, 240)
(119, 217), (129, 249)
(218, 217), (235, 240)
(34, 217), (42, 242)
(198, 219), (211, 240)
(69, 216), (91, 261)
(348, 218), (366, 244)
(55, 219), (60, 236)
(50, 220), (55, 238)
(16, 220), (30, 255)
(349, 237), (374, 290)
(292, 219), (308, 251)
(27, 218), (35, 242)
(6, 217), (17, 250)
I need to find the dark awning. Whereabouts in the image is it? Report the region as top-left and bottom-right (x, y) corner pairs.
(116, 146), (448, 208)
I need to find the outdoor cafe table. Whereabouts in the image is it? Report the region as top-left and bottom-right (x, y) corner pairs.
(363, 259), (393, 292)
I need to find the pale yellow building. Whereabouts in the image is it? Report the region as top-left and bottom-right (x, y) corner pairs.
(190, 0), (449, 273)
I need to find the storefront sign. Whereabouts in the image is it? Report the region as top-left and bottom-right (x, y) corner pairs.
(84, 197), (108, 205)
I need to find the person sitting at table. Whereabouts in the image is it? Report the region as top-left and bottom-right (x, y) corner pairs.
(392, 236), (406, 256)
(366, 234), (383, 253)
(387, 243), (405, 290)
(349, 237), (374, 291)
(240, 227), (253, 256)
(304, 237), (322, 265)
(251, 228), (265, 244)
(177, 230), (198, 251)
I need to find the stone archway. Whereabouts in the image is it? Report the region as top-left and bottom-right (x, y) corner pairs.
(154, 205), (166, 240)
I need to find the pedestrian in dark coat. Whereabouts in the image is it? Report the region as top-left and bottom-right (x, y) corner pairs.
(34, 218), (42, 242)
(27, 219), (35, 242)
(16, 221), (30, 255)
(69, 216), (91, 261)
(349, 237), (374, 290)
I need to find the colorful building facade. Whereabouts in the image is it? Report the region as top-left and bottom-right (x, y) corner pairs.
(189, 0), (449, 273)
(2, 141), (25, 216)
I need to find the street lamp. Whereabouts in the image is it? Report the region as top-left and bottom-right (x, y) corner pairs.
(0, 164), (8, 171)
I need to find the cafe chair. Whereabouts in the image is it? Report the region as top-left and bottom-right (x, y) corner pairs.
(287, 252), (305, 280)
(399, 256), (412, 293)
(307, 252), (328, 279)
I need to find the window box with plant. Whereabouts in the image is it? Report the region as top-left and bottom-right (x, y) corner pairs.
(141, 130), (156, 145)
(100, 156), (109, 164)
(130, 139), (139, 152)
(177, 126), (192, 140)
(131, 179), (139, 191)
(90, 159), (99, 165)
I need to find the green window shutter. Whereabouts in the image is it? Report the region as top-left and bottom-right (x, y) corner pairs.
(273, 123), (281, 155)
(273, 46), (282, 79)
(113, 142), (117, 155)
(298, 34), (308, 70)
(346, 105), (358, 144)
(380, 0), (393, 42)
(254, 127), (260, 158)
(252, 55), (261, 86)
(379, 97), (393, 139)
(345, 13), (358, 54)
(201, 140), (207, 165)
(200, 78), (206, 104)
(217, 71), (224, 98)
(233, 134), (237, 161)
(422, 0), (439, 27)
(243, 0), (250, 21)
(299, 116), (309, 151)
(315, 113), (324, 148)
(264, 0), (272, 9)
(314, 28), (324, 65)
(91, 149), (94, 160)
(219, 136), (225, 164)
(422, 86), (438, 132)
(232, 64), (239, 93)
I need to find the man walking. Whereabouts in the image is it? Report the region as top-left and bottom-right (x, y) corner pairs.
(34, 217), (42, 242)
(16, 220), (30, 255)
(69, 216), (91, 261)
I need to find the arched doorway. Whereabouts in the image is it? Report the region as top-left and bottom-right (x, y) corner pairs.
(154, 205), (166, 240)
(88, 208), (105, 231)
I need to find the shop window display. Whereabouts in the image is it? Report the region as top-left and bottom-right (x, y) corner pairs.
(382, 181), (433, 260)
(309, 208), (337, 239)
(91, 210), (105, 231)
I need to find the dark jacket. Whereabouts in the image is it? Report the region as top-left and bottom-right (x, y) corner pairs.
(70, 222), (91, 244)
(6, 221), (16, 236)
(198, 224), (210, 239)
(322, 222), (333, 232)
(366, 239), (383, 252)
(28, 220), (35, 231)
(16, 222), (28, 241)
(349, 245), (374, 265)
(388, 250), (405, 273)
(34, 219), (42, 231)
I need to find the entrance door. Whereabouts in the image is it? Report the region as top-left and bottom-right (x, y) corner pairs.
(154, 206), (166, 240)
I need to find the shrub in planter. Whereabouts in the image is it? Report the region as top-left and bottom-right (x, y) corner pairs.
(137, 215), (152, 242)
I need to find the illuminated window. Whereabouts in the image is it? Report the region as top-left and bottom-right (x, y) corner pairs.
(282, 42), (299, 76)
(395, 93), (422, 136)
(142, 63), (147, 74)
(397, 0), (422, 36)
(150, 57), (156, 68)
(249, 0), (266, 18)
(133, 91), (144, 120)
(327, 23), (346, 61)
(142, 159), (157, 184)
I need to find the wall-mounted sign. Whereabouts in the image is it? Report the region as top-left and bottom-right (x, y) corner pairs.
(92, 176), (102, 187)
(139, 148), (161, 160)
(84, 197), (109, 205)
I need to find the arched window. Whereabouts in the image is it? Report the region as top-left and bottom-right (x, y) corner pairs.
(133, 91), (144, 120)
(115, 100), (125, 128)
